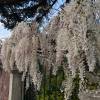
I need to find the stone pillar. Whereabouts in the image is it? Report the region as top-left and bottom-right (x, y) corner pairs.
(0, 70), (10, 100)
(8, 71), (23, 100)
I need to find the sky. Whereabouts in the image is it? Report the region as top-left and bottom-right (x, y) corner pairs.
(0, 0), (65, 39)
(0, 23), (11, 39)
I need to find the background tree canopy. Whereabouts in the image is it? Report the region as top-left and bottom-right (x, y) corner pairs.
(0, 0), (70, 29)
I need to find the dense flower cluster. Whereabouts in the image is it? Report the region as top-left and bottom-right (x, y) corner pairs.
(55, 0), (100, 99)
(1, 22), (42, 89)
(0, 0), (100, 99)
(56, 0), (97, 78)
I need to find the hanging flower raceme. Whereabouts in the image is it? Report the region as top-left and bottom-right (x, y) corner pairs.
(54, 0), (100, 99)
(1, 22), (42, 90)
(56, 0), (97, 78)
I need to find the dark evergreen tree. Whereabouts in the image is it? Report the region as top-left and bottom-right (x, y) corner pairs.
(0, 0), (71, 29)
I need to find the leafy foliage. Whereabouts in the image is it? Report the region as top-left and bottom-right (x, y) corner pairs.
(84, 76), (99, 90)
(68, 72), (80, 100)
(36, 66), (65, 100)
